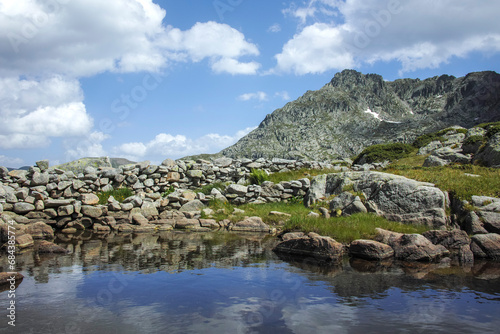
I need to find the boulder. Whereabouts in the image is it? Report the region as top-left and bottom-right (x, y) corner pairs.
(478, 211), (500, 234)
(423, 155), (450, 167)
(25, 222), (54, 240)
(0, 272), (24, 287)
(226, 184), (248, 196)
(132, 213), (149, 226)
(179, 200), (205, 212)
(141, 202), (159, 219)
(81, 205), (103, 218)
(422, 229), (473, 264)
(36, 240), (68, 253)
(231, 216), (270, 232)
(31, 172), (49, 186)
(329, 192), (367, 216)
(391, 234), (449, 262)
(470, 234), (500, 259)
(13, 202), (35, 214)
(80, 194), (100, 205)
(349, 239), (394, 260)
(273, 232), (344, 262)
(306, 172), (447, 227)
(175, 219), (201, 229)
(430, 147), (471, 164)
(474, 132), (500, 167)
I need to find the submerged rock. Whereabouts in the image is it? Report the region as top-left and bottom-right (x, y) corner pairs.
(349, 239), (394, 260)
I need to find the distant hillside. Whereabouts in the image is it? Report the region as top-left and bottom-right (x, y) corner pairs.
(220, 70), (500, 160)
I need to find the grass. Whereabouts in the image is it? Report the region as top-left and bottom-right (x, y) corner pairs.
(205, 200), (430, 243)
(284, 213), (430, 244)
(248, 169), (270, 185)
(195, 182), (228, 195)
(384, 164), (500, 201)
(97, 187), (134, 204)
(353, 143), (416, 164)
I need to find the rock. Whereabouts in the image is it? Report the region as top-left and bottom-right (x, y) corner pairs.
(462, 211), (488, 235)
(187, 170), (203, 179)
(329, 192), (367, 216)
(31, 172), (49, 186)
(418, 140), (443, 155)
(349, 239), (394, 260)
(36, 240), (68, 253)
(307, 172), (447, 227)
(423, 155), (450, 167)
(123, 195), (143, 207)
(179, 199), (205, 212)
(307, 212), (320, 218)
(57, 204), (74, 216)
(44, 198), (75, 208)
(273, 232), (344, 262)
(231, 216), (270, 232)
(226, 184), (248, 196)
(141, 202), (159, 219)
(14, 233), (35, 249)
(25, 222), (54, 240)
(474, 132), (500, 167)
(36, 160), (49, 172)
(318, 207), (330, 218)
(181, 190), (197, 201)
(478, 211), (500, 234)
(214, 157), (233, 167)
(13, 202), (35, 214)
(161, 158), (176, 167)
(391, 234), (449, 262)
(166, 172), (181, 182)
(430, 146), (471, 164)
(175, 219), (201, 229)
(199, 219), (219, 229)
(0, 272), (24, 286)
(282, 232), (305, 241)
(132, 213), (149, 226)
(422, 229), (473, 264)
(470, 234), (500, 259)
(81, 205), (103, 218)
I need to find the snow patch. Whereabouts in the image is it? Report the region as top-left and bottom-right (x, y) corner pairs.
(364, 108), (382, 121)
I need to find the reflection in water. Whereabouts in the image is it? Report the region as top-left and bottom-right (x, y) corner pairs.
(0, 231), (499, 334)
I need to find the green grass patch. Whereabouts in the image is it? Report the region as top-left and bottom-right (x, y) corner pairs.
(283, 212), (430, 244)
(97, 187), (134, 204)
(161, 185), (175, 198)
(353, 143), (416, 164)
(384, 164), (500, 201)
(464, 135), (486, 146)
(206, 200), (430, 243)
(248, 169), (270, 185)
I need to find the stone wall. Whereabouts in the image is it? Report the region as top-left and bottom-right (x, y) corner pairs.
(0, 157), (344, 226)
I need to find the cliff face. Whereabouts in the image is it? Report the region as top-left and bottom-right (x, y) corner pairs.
(221, 70), (500, 160)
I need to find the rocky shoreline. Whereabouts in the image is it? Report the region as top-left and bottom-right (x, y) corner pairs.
(1, 155), (500, 270)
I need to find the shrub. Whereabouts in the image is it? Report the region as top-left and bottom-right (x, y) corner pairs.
(464, 135), (486, 146)
(353, 143), (416, 164)
(486, 124), (500, 139)
(161, 185), (175, 197)
(413, 133), (445, 148)
(97, 187), (134, 204)
(248, 169), (270, 185)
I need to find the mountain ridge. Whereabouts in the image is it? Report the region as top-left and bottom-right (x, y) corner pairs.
(219, 69), (500, 160)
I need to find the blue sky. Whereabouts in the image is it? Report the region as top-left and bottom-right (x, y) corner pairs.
(1, 0), (500, 167)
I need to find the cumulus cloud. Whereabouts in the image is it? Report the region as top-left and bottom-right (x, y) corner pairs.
(276, 0), (500, 75)
(238, 92), (268, 101)
(63, 131), (110, 162)
(163, 21), (260, 75)
(275, 91), (291, 100)
(0, 76), (92, 149)
(0, 155), (24, 167)
(113, 127), (256, 162)
(268, 23), (282, 33)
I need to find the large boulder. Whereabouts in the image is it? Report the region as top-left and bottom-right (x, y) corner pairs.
(25, 222), (54, 240)
(349, 239), (394, 260)
(474, 132), (500, 167)
(36, 240), (68, 253)
(329, 192), (367, 216)
(231, 216), (270, 232)
(422, 229), (473, 264)
(470, 234), (500, 259)
(53, 157), (112, 174)
(179, 200), (205, 212)
(306, 172), (447, 227)
(273, 232), (344, 262)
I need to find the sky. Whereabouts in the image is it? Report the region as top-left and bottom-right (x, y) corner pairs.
(1, 0), (500, 168)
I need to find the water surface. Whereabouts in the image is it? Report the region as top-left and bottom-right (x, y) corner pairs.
(1, 231), (500, 333)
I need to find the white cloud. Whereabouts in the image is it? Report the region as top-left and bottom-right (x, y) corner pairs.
(113, 127), (257, 161)
(268, 23), (282, 33)
(0, 155), (24, 167)
(63, 131), (110, 162)
(0, 76), (92, 149)
(164, 21), (260, 75)
(238, 92), (268, 102)
(275, 91), (291, 100)
(275, 23), (355, 75)
(276, 0), (500, 75)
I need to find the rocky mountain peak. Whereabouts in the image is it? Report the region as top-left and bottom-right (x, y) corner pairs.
(220, 70), (500, 160)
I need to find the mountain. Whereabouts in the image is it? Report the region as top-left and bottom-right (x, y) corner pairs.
(220, 70), (500, 160)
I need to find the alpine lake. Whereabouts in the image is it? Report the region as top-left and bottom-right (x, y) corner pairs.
(1, 230), (500, 334)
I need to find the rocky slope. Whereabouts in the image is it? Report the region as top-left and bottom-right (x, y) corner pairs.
(221, 70), (500, 160)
